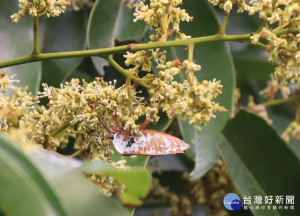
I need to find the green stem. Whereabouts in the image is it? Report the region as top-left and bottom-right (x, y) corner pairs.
(105, 56), (151, 89)
(33, 16), (40, 55)
(68, 149), (83, 158)
(127, 78), (134, 110)
(219, 12), (229, 35)
(255, 21), (266, 34)
(188, 43), (194, 61)
(0, 29), (296, 69)
(256, 42), (267, 49)
(52, 123), (71, 137)
(261, 95), (300, 107)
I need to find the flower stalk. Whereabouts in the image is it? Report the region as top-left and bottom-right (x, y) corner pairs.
(33, 16), (40, 55)
(219, 12), (229, 35)
(261, 95), (300, 108)
(105, 56), (151, 89)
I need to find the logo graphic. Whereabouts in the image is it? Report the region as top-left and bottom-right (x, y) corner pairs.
(223, 193), (242, 210)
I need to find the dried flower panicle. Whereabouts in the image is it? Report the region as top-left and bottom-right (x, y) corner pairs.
(11, 0), (71, 22)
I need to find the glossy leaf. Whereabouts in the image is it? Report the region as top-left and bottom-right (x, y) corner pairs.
(81, 160), (151, 206)
(220, 109), (300, 216)
(52, 173), (131, 216)
(102, 168), (151, 206)
(0, 136), (66, 216)
(227, 7), (274, 80)
(226, 6), (260, 52)
(171, 0), (235, 179)
(29, 150), (132, 216)
(41, 11), (86, 87)
(0, 1), (41, 95)
(110, 153), (150, 168)
(87, 0), (146, 75)
(30, 150), (151, 206)
(232, 44), (275, 80)
(268, 111), (300, 160)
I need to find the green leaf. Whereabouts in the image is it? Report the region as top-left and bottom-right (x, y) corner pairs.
(0, 149), (46, 216)
(0, 1), (41, 95)
(110, 153), (150, 168)
(227, 7), (259, 35)
(87, 0), (146, 75)
(233, 48), (275, 80)
(81, 160), (152, 206)
(0, 136), (66, 216)
(227, 8), (274, 80)
(52, 173), (131, 216)
(30, 150), (151, 207)
(268, 111), (300, 160)
(41, 11), (86, 87)
(220, 109), (300, 216)
(171, 0), (235, 179)
(104, 168), (151, 206)
(29, 150), (132, 216)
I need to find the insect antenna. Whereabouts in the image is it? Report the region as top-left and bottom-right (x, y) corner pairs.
(97, 113), (113, 138)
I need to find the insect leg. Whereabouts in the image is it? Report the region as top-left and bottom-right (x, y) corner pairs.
(112, 111), (123, 131)
(123, 131), (131, 141)
(139, 110), (151, 130)
(97, 114), (112, 135)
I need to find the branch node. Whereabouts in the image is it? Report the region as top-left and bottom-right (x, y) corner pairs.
(128, 44), (137, 50)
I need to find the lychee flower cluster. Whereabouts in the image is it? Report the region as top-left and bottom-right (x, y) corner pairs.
(4, 0), (226, 160)
(209, 0), (300, 22)
(282, 99), (300, 142)
(260, 78), (291, 100)
(208, 0), (236, 13)
(148, 59), (226, 125)
(0, 70), (38, 133)
(90, 174), (126, 196)
(36, 78), (150, 157)
(209, 0), (300, 86)
(11, 0), (71, 22)
(282, 119), (300, 143)
(251, 28), (300, 85)
(122, 47), (226, 126)
(245, 0), (299, 24)
(71, 0), (93, 11)
(133, 0), (193, 41)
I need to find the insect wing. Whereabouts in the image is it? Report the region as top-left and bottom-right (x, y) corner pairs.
(112, 130), (190, 156)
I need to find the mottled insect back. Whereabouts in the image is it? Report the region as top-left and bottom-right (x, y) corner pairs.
(113, 129), (190, 156)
